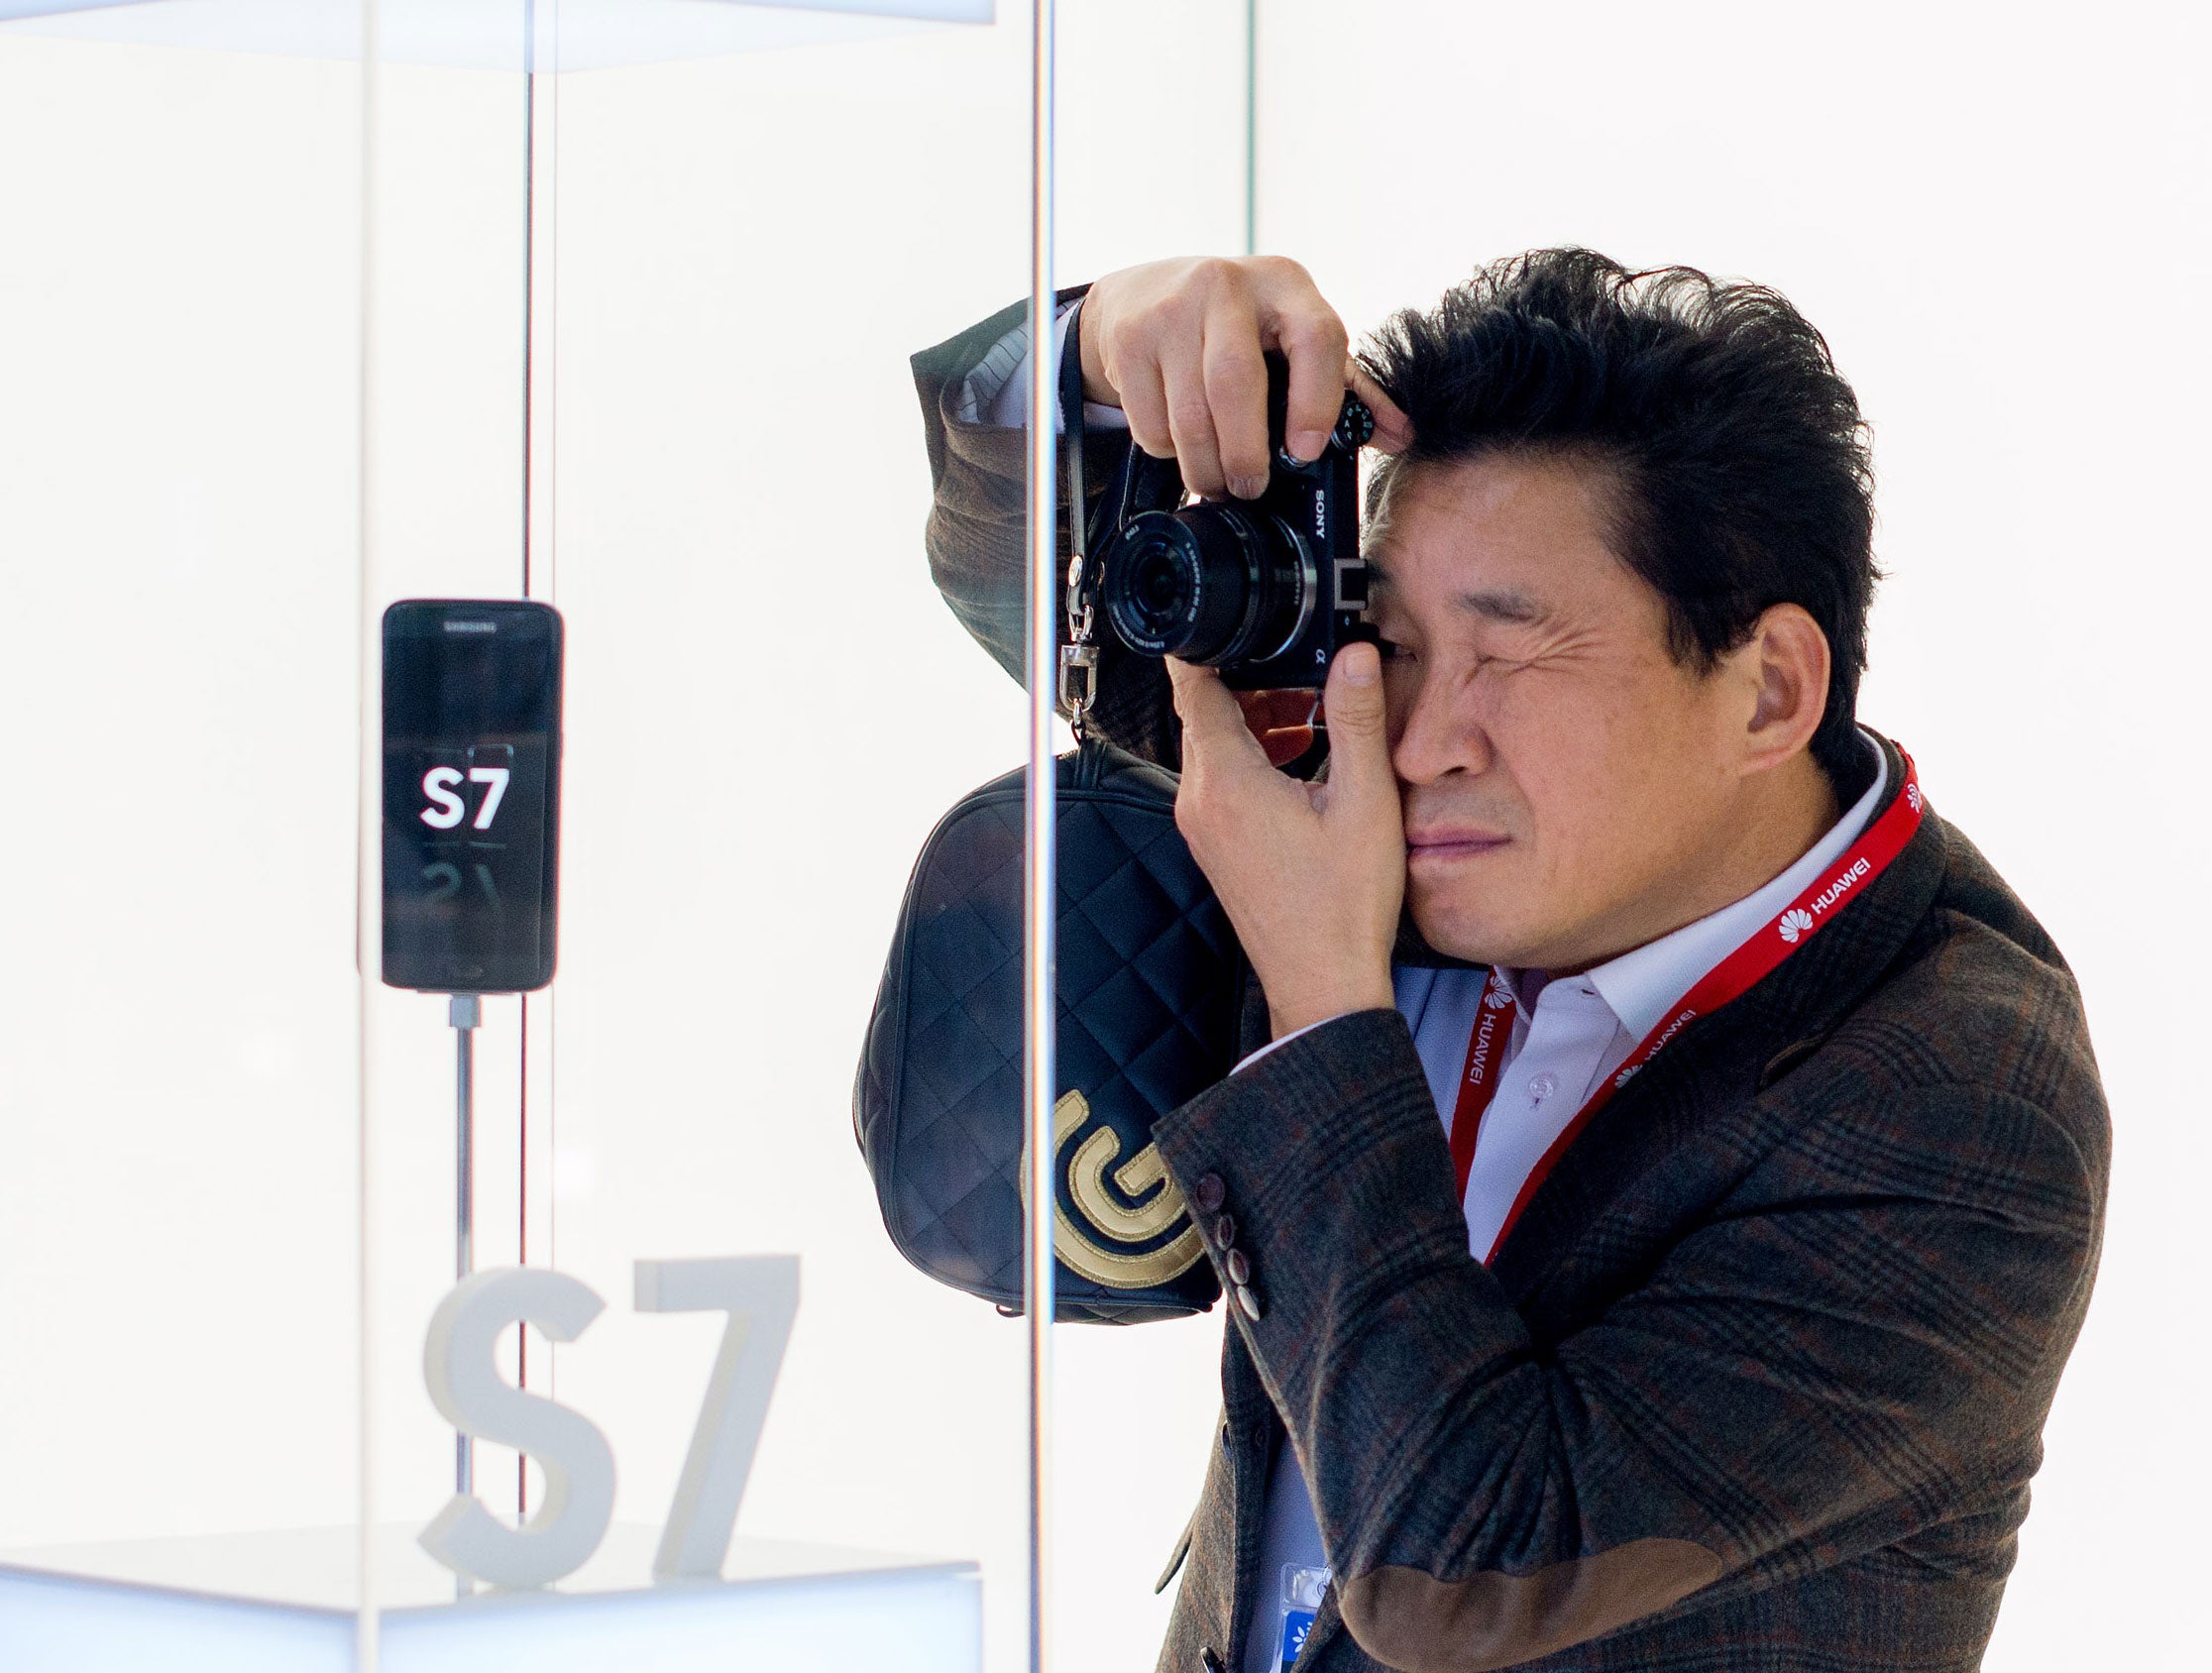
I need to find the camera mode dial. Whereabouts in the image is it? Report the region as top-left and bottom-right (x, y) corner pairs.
(1334, 395), (1377, 454)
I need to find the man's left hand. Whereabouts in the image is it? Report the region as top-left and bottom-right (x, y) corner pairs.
(1166, 642), (1404, 1040)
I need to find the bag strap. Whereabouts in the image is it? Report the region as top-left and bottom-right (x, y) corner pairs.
(1056, 298), (1100, 737)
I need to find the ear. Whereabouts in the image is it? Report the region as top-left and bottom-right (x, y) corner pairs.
(1731, 604), (1831, 775)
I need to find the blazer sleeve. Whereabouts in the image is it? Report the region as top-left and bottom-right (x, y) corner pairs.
(1148, 1008), (2104, 1672)
(911, 288), (1181, 768)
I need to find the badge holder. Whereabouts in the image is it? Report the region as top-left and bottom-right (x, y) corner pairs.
(1274, 1564), (1330, 1671)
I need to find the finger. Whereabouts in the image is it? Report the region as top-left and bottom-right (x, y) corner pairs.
(1160, 352), (1228, 497)
(1347, 364), (1414, 455)
(1202, 311), (1272, 499)
(1114, 354), (1175, 460)
(1272, 306), (1352, 463)
(1166, 656), (1272, 771)
(1319, 640), (1394, 807)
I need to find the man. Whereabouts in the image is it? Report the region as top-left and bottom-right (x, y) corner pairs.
(911, 251), (2107, 1672)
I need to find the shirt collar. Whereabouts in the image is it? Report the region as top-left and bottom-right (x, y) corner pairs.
(1576, 732), (1890, 1041)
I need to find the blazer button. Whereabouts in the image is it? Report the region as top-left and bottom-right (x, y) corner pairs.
(1193, 1173), (1227, 1215)
(1211, 1212), (1236, 1247)
(1235, 1283), (1264, 1322)
(1225, 1248), (1251, 1286)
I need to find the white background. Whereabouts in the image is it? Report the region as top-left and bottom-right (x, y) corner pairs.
(1246, 8), (2211, 1671)
(0, 4), (2203, 1672)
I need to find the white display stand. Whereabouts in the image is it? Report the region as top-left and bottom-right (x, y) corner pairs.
(0, 1524), (981, 1673)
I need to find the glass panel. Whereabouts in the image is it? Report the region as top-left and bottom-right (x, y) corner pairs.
(0, 5), (1291, 1668)
(483, 7), (1031, 1656)
(355, 5), (1039, 1672)
(0, 5), (373, 1666)
(1047, 10), (1255, 1673)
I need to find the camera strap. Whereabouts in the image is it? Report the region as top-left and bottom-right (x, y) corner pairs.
(1452, 750), (1928, 1264)
(1056, 296), (1100, 736)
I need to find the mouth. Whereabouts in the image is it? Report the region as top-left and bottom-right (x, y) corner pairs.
(1405, 828), (1511, 862)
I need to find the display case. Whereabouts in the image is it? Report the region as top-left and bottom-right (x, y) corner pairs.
(0, 3), (1268, 1668)
(0, 3), (989, 1668)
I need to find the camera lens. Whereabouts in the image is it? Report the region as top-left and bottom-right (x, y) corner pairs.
(1127, 536), (1197, 635)
(1100, 505), (1316, 669)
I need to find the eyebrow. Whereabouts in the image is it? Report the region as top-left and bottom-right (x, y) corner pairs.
(1365, 558), (1549, 625)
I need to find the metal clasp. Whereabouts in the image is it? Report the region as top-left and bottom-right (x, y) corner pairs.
(1061, 549), (1098, 734)
(1058, 641), (1098, 731)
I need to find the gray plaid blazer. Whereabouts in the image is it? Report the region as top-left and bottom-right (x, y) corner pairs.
(914, 296), (2109, 1673)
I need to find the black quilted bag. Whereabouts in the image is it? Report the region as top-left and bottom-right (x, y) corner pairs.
(852, 739), (1243, 1323)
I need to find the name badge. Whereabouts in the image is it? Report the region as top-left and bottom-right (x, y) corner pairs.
(1276, 1564), (1330, 1670)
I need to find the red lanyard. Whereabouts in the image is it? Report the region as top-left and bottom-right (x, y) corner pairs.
(1449, 754), (1925, 1263)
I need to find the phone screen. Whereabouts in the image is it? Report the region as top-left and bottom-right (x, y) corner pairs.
(382, 600), (562, 993)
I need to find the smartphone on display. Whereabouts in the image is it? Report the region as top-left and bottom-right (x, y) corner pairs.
(382, 600), (563, 993)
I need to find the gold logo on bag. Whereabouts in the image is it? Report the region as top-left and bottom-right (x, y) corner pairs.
(1019, 1090), (1205, 1289)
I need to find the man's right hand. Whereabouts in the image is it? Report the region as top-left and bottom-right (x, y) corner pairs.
(1078, 256), (1412, 501)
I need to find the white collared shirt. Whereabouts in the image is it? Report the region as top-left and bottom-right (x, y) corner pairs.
(962, 299), (1131, 433)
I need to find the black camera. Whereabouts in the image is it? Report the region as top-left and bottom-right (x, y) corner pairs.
(1091, 354), (1377, 690)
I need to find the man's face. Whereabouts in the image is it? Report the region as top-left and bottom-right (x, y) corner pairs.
(1364, 452), (1756, 972)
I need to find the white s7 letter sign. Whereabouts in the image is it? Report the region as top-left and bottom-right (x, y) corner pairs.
(420, 1268), (616, 1589)
(467, 764), (509, 830)
(419, 766), (467, 830)
(633, 1255), (800, 1580)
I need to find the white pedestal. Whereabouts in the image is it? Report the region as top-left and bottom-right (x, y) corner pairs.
(0, 1523), (981, 1672)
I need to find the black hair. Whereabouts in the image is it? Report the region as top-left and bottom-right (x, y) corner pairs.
(1361, 249), (1878, 791)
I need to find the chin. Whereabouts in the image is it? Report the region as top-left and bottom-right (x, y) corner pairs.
(1406, 888), (1522, 969)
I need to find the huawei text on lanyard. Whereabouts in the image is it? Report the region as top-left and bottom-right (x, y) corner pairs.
(1451, 754), (1926, 1264)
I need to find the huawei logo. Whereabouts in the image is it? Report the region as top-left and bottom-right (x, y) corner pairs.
(1906, 783), (1923, 813)
(1777, 908), (1815, 945)
(1613, 1064), (1640, 1089)
(1484, 985), (1515, 1011)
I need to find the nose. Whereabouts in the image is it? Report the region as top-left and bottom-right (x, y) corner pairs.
(1388, 660), (1492, 787)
